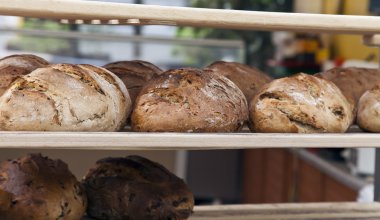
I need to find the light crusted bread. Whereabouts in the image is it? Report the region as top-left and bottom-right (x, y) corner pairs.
(316, 67), (380, 106)
(357, 84), (380, 132)
(206, 61), (272, 102)
(0, 154), (87, 220)
(82, 155), (194, 220)
(0, 63), (131, 131)
(250, 73), (354, 133)
(104, 60), (162, 105)
(0, 54), (48, 95)
(131, 68), (248, 132)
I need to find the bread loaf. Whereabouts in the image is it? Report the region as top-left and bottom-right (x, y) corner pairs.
(131, 68), (248, 132)
(206, 61), (272, 102)
(0, 54), (48, 95)
(250, 73), (354, 133)
(82, 155), (194, 220)
(104, 60), (162, 104)
(357, 84), (380, 132)
(0, 154), (87, 220)
(0, 63), (131, 131)
(316, 67), (380, 106)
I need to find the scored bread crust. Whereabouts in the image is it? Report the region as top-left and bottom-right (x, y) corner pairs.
(82, 155), (194, 220)
(0, 154), (87, 220)
(250, 73), (354, 133)
(316, 67), (380, 106)
(206, 61), (272, 102)
(104, 60), (162, 104)
(0, 63), (131, 131)
(0, 54), (49, 95)
(131, 68), (248, 132)
(357, 85), (380, 132)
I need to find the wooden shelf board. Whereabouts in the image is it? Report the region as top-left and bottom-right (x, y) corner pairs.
(81, 202), (380, 220)
(0, 130), (379, 150)
(2, 0), (380, 34)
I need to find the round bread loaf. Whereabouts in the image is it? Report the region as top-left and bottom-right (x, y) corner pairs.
(316, 67), (380, 106)
(250, 73), (354, 133)
(357, 84), (380, 132)
(0, 54), (48, 95)
(206, 61), (272, 102)
(131, 68), (248, 132)
(0, 154), (87, 220)
(82, 155), (194, 220)
(0, 63), (131, 131)
(103, 60), (162, 104)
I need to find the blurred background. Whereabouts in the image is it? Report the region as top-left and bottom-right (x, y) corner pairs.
(0, 0), (378, 205)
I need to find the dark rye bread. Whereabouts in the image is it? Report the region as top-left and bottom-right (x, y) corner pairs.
(0, 63), (131, 131)
(316, 67), (380, 107)
(250, 73), (354, 133)
(0, 54), (48, 95)
(206, 61), (272, 103)
(82, 155), (194, 220)
(0, 154), (86, 220)
(104, 60), (162, 105)
(131, 68), (248, 132)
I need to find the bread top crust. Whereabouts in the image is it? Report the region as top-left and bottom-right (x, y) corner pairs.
(357, 84), (380, 132)
(206, 61), (272, 102)
(0, 54), (49, 95)
(250, 73), (354, 133)
(0, 154), (86, 220)
(316, 67), (380, 105)
(131, 67), (248, 132)
(104, 60), (162, 104)
(0, 64), (130, 131)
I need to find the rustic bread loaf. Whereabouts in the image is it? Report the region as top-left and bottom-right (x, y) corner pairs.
(0, 54), (48, 95)
(103, 60), (162, 104)
(0, 63), (131, 131)
(316, 67), (380, 106)
(0, 154), (87, 220)
(131, 68), (248, 132)
(250, 73), (354, 133)
(357, 84), (380, 132)
(82, 155), (194, 220)
(206, 61), (272, 102)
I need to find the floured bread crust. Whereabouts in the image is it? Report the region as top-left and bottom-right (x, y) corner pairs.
(131, 68), (248, 132)
(0, 64), (131, 131)
(0, 54), (49, 95)
(250, 73), (354, 133)
(357, 84), (380, 132)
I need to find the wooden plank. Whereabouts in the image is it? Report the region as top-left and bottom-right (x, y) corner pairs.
(363, 35), (380, 46)
(190, 203), (380, 220)
(2, 0), (380, 34)
(0, 132), (380, 150)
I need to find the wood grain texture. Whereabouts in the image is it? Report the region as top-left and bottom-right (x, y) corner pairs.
(2, 0), (380, 34)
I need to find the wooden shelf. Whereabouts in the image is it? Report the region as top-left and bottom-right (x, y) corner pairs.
(80, 203), (380, 220)
(0, 129), (379, 150)
(2, 0), (380, 34)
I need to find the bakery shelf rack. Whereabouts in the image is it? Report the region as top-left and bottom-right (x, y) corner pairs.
(2, 0), (380, 219)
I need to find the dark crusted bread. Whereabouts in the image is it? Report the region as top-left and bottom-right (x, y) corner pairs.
(0, 54), (49, 95)
(357, 84), (380, 132)
(103, 60), (162, 105)
(82, 155), (194, 220)
(316, 67), (380, 107)
(131, 68), (248, 132)
(0, 63), (131, 131)
(206, 61), (272, 102)
(0, 154), (87, 220)
(249, 73), (354, 133)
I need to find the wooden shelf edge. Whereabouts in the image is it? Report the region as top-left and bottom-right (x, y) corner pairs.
(0, 132), (380, 149)
(2, 0), (380, 34)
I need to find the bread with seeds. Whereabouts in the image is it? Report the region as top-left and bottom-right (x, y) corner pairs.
(131, 68), (248, 132)
(0, 63), (131, 131)
(0, 154), (86, 220)
(0, 54), (48, 95)
(249, 73), (354, 133)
